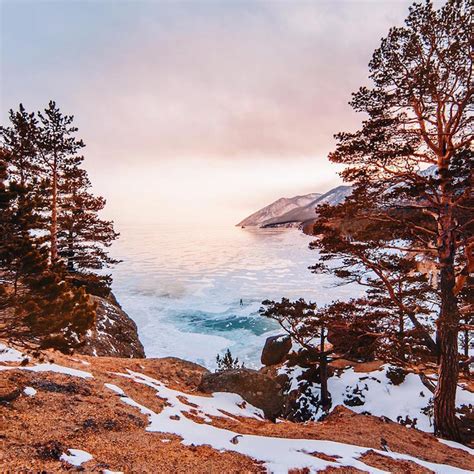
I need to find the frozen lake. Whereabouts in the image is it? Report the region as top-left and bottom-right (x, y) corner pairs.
(109, 223), (358, 369)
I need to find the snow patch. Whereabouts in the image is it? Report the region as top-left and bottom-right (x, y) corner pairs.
(109, 370), (468, 474)
(0, 343), (26, 363)
(329, 365), (472, 432)
(116, 370), (264, 421)
(280, 363), (473, 432)
(105, 383), (126, 396)
(0, 363), (93, 379)
(23, 386), (37, 397)
(438, 439), (474, 456)
(60, 448), (93, 466)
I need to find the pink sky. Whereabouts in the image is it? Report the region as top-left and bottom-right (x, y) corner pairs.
(1, 0), (433, 225)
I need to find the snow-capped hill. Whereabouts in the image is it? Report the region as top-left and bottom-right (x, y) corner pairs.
(237, 192), (321, 227)
(237, 185), (352, 228)
(312, 185), (353, 207)
(263, 185), (352, 227)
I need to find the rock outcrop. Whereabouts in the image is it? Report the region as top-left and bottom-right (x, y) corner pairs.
(199, 368), (287, 420)
(261, 334), (292, 366)
(77, 294), (145, 358)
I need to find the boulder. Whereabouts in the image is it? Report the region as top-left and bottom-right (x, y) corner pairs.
(77, 294), (145, 358)
(198, 368), (286, 420)
(261, 335), (292, 366)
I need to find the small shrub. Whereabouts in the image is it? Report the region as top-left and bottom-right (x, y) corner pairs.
(215, 349), (243, 372)
(35, 440), (64, 460)
(386, 366), (406, 385)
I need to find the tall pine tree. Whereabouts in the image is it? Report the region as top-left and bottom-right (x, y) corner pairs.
(58, 161), (119, 293)
(314, 0), (472, 440)
(0, 100), (112, 350)
(37, 100), (85, 263)
(0, 147), (95, 350)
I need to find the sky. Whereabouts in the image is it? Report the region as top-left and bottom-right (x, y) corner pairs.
(1, 0), (426, 225)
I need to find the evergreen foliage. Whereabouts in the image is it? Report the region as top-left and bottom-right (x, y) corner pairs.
(314, 0), (472, 441)
(215, 349), (243, 372)
(0, 101), (118, 351)
(260, 0), (472, 441)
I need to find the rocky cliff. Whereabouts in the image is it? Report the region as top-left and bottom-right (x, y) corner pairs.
(77, 294), (145, 359)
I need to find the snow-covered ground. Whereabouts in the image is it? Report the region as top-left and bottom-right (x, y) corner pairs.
(1, 343), (471, 473)
(280, 363), (473, 433)
(108, 224), (362, 368)
(109, 368), (469, 473)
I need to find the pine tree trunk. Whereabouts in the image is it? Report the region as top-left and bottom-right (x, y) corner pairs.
(67, 232), (74, 272)
(463, 323), (468, 358)
(50, 160), (58, 263)
(433, 214), (461, 441)
(319, 327), (331, 411)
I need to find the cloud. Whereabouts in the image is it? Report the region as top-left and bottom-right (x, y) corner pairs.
(1, 0), (428, 223)
(50, 0), (416, 162)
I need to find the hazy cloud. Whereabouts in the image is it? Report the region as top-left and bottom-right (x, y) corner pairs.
(1, 0), (429, 223)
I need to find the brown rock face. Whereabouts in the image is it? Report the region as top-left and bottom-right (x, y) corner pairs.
(77, 294), (145, 358)
(199, 368), (286, 420)
(261, 335), (292, 366)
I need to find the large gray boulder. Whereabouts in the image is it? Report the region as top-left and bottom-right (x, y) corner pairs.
(261, 335), (292, 366)
(198, 368), (286, 420)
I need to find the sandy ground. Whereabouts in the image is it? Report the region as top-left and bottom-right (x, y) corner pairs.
(1, 348), (473, 473)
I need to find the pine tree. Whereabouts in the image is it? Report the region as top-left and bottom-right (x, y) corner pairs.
(310, 197), (439, 361)
(37, 100), (85, 263)
(1, 106), (97, 351)
(34, 101), (119, 292)
(58, 161), (119, 293)
(15, 241), (96, 351)
(0, 104), (40, 186)
(314, 0), (472, 440)
(260, 298), (332, 413)
(0, 147), (42, 300)
(0, 149), (14, 312)
(215, 349), (243, 372)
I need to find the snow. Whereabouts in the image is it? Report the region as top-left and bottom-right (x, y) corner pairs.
(71, 357), (91, 366)
(278, 365), (305, 392)
(60, 448), (93, 466)
(105, 383), (126, 396)
(0, 343), (26, 363)
(0, 363), (93, 379)
(0, 343), (93, 378)
(108, 369), (469, 474)
(279, 363), (473, 433)
(328, 365), (472, 432)
(117, 370), (264, 421)
(0, 340), (470, 473)
(439, 439), (474, 456)
(23, 386), (37, 396)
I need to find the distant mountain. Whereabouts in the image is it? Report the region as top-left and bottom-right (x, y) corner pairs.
(237, 185), (352, 228)
(237, 192), (321, 227)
